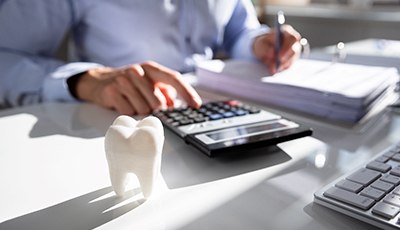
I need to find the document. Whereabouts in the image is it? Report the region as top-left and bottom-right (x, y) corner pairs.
(195, 59), (399, 123)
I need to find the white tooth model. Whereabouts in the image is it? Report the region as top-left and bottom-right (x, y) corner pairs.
(104, 115), (164, 198)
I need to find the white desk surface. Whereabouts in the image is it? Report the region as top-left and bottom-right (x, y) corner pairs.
(1, 87), (399, 230)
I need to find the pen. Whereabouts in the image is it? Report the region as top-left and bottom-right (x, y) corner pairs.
(274, 11), (285, 72)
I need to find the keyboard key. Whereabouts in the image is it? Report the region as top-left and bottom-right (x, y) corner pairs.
(374, 156), (389, 163)
(372, 202), (400, 219)
(384, 194), (400, 207)
(390, 166), (400, 177)
(383, 150), (397, 158)
(323, 187), (375, 210)
(346, 168), (381, 186)
(314, 142), (400, 229)
(393, 187), (400, 196)
(381, 174), (400, 185)
(360, 187), (386, 201)
(335, 180), (363, 193)
(366, 161), (391, 173)
(370, 180), (395, 192)
(392, 154), (400, 162)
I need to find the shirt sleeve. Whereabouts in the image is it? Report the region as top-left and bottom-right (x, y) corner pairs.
(0, 0), (101, 108)
(223, 0), (270, 61)
(44, 62), (104, 102)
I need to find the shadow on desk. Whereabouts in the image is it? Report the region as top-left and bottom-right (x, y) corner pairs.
(162, 129), (295, 189)
(303, 203), (377, 230)
(0, 102), (118, 139)
(0, 187), (144, 230)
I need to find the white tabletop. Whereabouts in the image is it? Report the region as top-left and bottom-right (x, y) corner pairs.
(1, 86), (400, 229)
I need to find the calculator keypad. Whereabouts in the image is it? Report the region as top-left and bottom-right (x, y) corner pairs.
(154, 100), (261, 127)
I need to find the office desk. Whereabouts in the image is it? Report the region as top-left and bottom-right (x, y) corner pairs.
(1, 88), (400, 230)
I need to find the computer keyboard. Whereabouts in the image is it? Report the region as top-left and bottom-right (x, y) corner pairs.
(314, 143), (400, 229)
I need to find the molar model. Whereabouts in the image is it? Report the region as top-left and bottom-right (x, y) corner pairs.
(104, 115), (164, 198)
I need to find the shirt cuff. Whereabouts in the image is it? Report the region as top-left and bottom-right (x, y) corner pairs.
(42, 62), (103, 102)
(231, 25), (270, 61)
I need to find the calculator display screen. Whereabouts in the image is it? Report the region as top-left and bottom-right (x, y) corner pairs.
(205, 122), (287, 141)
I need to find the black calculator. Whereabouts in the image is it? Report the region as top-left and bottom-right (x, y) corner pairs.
(153, 100), (312, 157)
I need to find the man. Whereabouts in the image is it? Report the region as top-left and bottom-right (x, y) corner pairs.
(0, 0), (301, 115)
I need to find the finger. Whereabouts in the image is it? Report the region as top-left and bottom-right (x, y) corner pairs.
(126, 65), (163, 110)
(101, 83), (135, 115)
(158, 83), (177, 107)
(115, 75), (152, 114)
(278, 44), (296, 72)
(269, 66), (277, 75)
(279, 42), (301, 71)
(141, 61), (202, 108)
(253, 34), (279, 75)
(279, 55), (295, 71)
(89, 67), (124, 79)
(154, 87), (168, 109)
(279, 25), (301, 60)
(264, 58), (277, 75)
(258, 43), (277, 74)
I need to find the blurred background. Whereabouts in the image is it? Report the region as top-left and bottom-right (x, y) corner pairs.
(253, 0), (400, 48)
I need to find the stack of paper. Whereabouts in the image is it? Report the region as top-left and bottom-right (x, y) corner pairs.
(195, 59), (399, 123)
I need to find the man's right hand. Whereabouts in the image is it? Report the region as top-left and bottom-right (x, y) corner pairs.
(75, 61), (202, 115)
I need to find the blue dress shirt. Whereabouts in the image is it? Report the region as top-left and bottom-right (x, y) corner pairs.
(0, 0), (269, 108)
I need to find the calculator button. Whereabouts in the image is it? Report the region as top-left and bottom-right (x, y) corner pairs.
(165, 118), (174, 123)
(171, 121), (180, 127)
(248, 108), (261, 114)
(222, 112), (235, 118)
(199, 108), (208, 113)
(234, 110), (248, 116)
(209, 114), (223, 120)
(194, 117), (207, 123)
(168, 112), (181, 118)
(179, 120), (194, 126)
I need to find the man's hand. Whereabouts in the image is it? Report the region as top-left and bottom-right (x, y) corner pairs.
(75, 61), (202, 115)
(253, 25), (302, 75)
